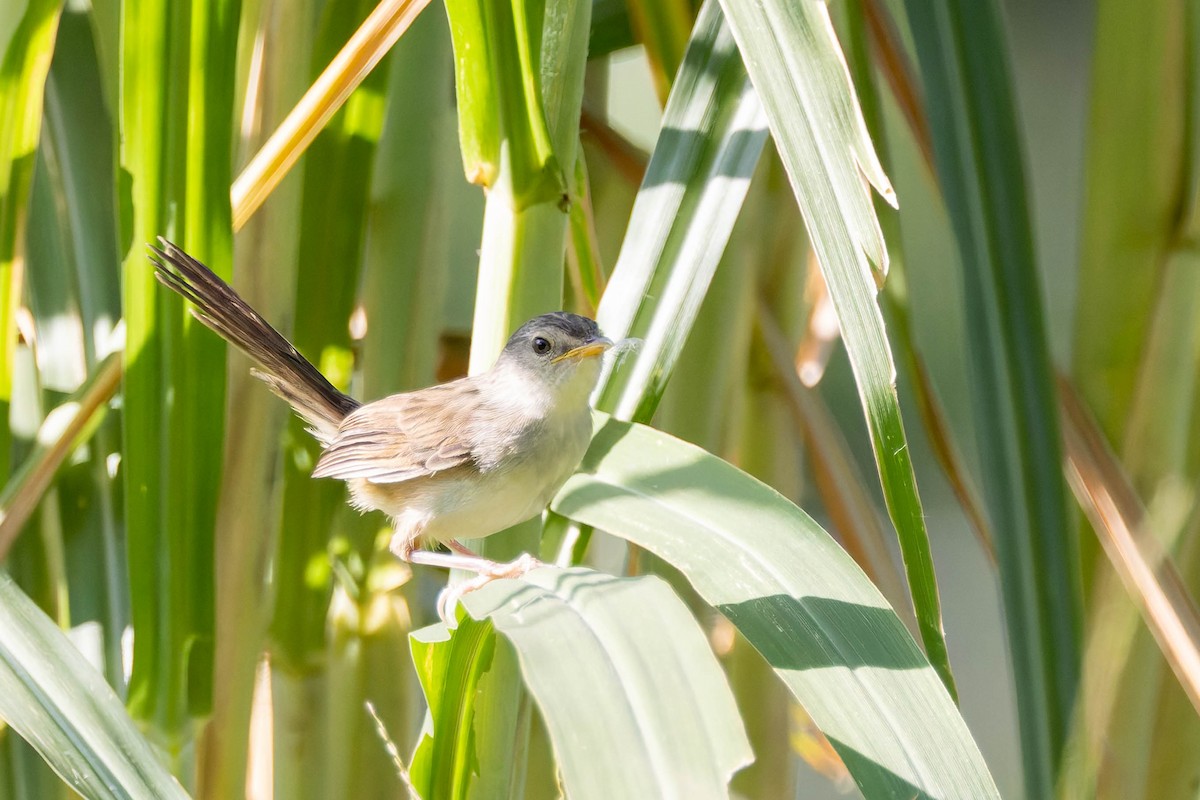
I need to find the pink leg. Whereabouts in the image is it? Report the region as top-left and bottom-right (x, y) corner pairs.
(407, 549), (496, 573)
(447, 539), (479, 558)
(433, 553), (544, 622)
(391, 530), (544, 622)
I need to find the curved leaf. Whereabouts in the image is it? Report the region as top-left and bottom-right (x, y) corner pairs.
(0, 571), (189, 799)
(413, 567), (753, 799)
(552, 416), (999, 799)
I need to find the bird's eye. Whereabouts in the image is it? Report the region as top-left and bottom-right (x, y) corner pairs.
(532, 337), (551, 355)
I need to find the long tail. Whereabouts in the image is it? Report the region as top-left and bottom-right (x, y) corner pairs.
(148, 238), (359, 440)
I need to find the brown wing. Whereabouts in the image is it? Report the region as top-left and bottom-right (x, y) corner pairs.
(311, 379), (480, 483)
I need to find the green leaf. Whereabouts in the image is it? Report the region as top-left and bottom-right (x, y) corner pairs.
(120, 0), (241, 738)
(0, 0), (63, 484)
(409, 611), (498, 799)
(418, 567), (754, 799)
(443, 0), (561, 203)
(1073, 0), (1191, 442)
(623, 0), (693, 101)
(201, 0), (316, 795)
(593, 0), (768, 421)
(0, 354), (119, 558)
(900, 1), (1082, 794)
(712, 0), (957, 698)
(119, 0), (182, 733)
(457, 0), (590, 374)
(587, 0), (634, 58)
(0, 570), (189, 799)
(552, 415), (1000, 799)
(35, 14), (126, 681)
(1064, 5), (1200, 797)
(458, 0), (591, 559)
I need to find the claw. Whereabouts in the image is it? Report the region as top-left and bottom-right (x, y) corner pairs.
(436, 553), (544, 624)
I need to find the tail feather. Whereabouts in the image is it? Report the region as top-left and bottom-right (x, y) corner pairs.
(148, 238), (359, 439)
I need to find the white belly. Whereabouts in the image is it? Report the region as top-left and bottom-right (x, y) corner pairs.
(358, 405), (593, 546)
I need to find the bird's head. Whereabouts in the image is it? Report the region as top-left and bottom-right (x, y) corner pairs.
(496, 312), (613, 405)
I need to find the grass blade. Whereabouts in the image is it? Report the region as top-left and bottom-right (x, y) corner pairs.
(120, 0), (240, 741)
(593, 0), (768, 422)
(361, 3), (455, 398)
(1058, 4), (1200, 795)
(841, 0), (994, 564)
(408, 611), (497, 799)
(1072, 0), (1189, 440)
(438, 0), (593, 792)
(118, 0), (172, 729)
(623, 0), (693, 102)
(717, 0), (955, 698)
(0, 0), (63, 484)
(758, 310), (912, 625)
(1060, 379), (1200, 713)
(901, 1), (1083, 791)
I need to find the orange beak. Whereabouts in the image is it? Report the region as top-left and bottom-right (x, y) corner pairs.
(551, 337), (613, 363)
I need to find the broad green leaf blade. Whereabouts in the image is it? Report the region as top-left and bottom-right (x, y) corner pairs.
(0, 571), (189, 799)
(552, 416), (1000, 799)
(900, 1), (1081, 795)
(119, 0), (185, 734)
(712, 0), (956, 697)
(593, 0), (768, 421)
(459, 568), (753, 799)
(120, 0), (241, 736)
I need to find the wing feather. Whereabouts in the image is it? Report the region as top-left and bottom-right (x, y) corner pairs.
(311, 379), (481, 483)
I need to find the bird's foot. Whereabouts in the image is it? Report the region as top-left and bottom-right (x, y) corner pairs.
(436, 553), (544, 624)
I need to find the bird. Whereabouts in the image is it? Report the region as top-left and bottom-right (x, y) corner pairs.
(148, 239), (612, 609)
